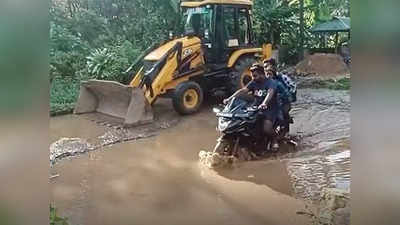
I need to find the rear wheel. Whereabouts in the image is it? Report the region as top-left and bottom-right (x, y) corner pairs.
(229, 55), (256, 93)
(172, 81), (204, 115)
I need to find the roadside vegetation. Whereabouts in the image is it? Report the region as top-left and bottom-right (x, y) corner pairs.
(325, 77), (350, 90)
(50, 205), (69, 225)
(50, 0), (350, 115)
(297, 76), (350, 90)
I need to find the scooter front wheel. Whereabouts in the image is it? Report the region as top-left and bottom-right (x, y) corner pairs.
(213, 136), (233, 155)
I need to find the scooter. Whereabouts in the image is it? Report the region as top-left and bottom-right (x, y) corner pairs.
(212, 96), (289, 158)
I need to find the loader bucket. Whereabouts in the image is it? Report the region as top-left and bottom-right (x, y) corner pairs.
(74, 80), (154, 127)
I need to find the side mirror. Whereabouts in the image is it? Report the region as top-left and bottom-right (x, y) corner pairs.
(169, 31), (174, 39)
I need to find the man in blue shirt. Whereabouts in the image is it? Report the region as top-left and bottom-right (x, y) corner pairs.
(223, 63), (280, 150)
(264, 58), (296, 134)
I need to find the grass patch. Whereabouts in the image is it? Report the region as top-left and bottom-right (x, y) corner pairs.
(297, 76), (351, 90)
(50, 205), (69, 225)
(325, 77), (351, 90)
(50, 77), (80, 116)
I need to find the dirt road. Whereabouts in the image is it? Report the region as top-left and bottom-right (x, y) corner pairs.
(50, 88), (350, 225)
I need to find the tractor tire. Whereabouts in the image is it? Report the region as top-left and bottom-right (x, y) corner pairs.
(229, 55), (257, 93)
(172, 81), (204, 115)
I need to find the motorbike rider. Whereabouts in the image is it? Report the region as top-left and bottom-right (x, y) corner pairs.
(264, 58), (296, 134)
(223, 63), (280, 150)
(263, 58), (297, 101)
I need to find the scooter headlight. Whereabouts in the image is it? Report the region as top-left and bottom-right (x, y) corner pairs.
(218, 119), (229, 131)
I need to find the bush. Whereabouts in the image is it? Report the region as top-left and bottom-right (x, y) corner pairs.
(85, 40), (140, 83)
(50, 77), (80, 116)
(50, 22), (88, 81)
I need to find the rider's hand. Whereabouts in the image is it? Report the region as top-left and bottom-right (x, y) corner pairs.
(223, 98), (230, 105)
(258, 104), (268, 110)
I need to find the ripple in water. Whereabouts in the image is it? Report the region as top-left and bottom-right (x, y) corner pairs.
(287, 149), (350, 201)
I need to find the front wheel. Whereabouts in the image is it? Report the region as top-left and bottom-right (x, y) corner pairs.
(213, 136), (233, 155)
(172, 81), (204, 115)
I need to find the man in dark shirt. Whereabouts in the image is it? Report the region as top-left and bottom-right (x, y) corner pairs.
(264, 58), (296, 135)
(223, 63), (280, 149)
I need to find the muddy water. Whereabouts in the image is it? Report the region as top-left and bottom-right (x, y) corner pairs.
(49, 99), (181, 164)
(287, 89), (351, 201)
(51, 108), (310, 225)
(287, 142), (350, 201)
(50, 114), (107, 143)
(50, 88), (350, 225)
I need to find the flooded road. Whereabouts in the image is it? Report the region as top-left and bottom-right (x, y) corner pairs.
(287, 89), (351, 201)
(51, 109), (309, 225)
(50, 88), (350, 225)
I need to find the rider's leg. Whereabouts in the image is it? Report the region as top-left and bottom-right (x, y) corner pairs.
(282, 103), (291, 133)
(263, 119), (274, 136)
(263, 119), (279, 149)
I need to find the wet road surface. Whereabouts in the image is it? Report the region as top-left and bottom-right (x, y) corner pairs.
(51, 108), (309, 225)
(50, 88), (350, 225)
(286, 89), (351, 201)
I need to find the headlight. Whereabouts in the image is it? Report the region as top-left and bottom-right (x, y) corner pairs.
(218, 119), (229, 131)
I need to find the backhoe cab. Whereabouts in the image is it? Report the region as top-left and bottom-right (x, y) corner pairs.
(75, 0), (272, 127)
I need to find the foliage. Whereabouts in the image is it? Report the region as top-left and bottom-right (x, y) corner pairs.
(298, 77), (350, 90)
(85, 39), (140, 83)
(50, 205), (69, 225)
(50, 22), (88, 82)
(50, 77), (80, 116)
(326, 77), (350, 90)
(253, 0), (304, 63)
(252, 0), (350, 63)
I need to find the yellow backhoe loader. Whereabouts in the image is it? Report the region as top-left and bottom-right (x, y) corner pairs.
(74, 0), (273, 127)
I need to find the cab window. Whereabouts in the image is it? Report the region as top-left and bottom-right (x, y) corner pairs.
(183, 6), (214, 39)
(223, 7), (238, 47)
(238, 8), (249, 45)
